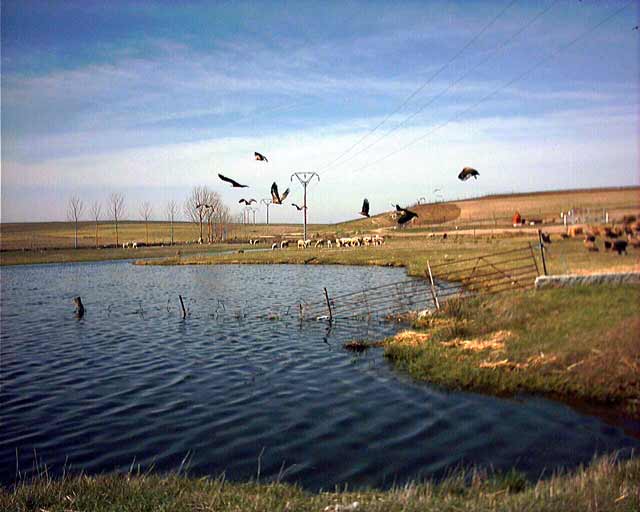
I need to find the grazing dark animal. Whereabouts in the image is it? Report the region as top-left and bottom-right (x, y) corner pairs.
(604, 240), (612, 251)
(73, 296), (85, 318)
(270, 182), (290, 204)
(560, 233), (570, 239)
(458, 167), (480, 181)
(540, 232), (551, 244)
(254, 151), (268, 162)
(584, 234), (596, 243)
(360, 198), (370, 218)
(218, 173), (248, 188)
(291, 203), (304, 211)
(239, 198), (257, 205)
(612, 240), (628, 255)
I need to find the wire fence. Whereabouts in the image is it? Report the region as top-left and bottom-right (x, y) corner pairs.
(296, 244), (541, 322)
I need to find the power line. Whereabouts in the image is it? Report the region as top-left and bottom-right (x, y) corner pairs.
(345, 1), (633, 178)
(321, 0), (561, 177)
(316, 0), (519, 172)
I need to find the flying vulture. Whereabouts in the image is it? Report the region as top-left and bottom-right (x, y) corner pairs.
(196, 203), (213, 209)
(218, 173), (248, 188)
(458, 167), (480, 181)
(292, 203), (305, 211)
(254, 152), (268, 162)
(395, 205), (419, 225)
(359, 198), (370, 217)
(239, 198), (257, 205)
(271, 182), (290, 205)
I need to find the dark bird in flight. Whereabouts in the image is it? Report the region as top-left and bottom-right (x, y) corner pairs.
(196, 203), (213, 209)
(395, 205), (419, 225)
(271, 182), (290, 204)
(292, 203), (305, 211)
(359, 198), (370, 217)
(634, 26), (639, 30)
(458, 167), (480, 181)
(239, 198), (257, 205)
(254, 152), (268, 162)
(218, 173), (248, 188)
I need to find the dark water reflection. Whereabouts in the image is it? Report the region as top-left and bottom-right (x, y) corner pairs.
(1, 261), (638, 490)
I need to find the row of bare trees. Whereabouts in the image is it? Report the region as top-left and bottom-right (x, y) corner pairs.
(66, 187), (231, 249)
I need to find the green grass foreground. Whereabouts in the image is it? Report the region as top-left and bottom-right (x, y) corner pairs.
(2, 455), (638, 511)
(383, 285), (640, 418)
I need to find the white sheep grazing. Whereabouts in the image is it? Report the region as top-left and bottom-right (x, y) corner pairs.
(363, 236), (372, 246)
(297, 239), (305, 249)
(315, 239), (324, 248)
(280, 240), (290, 249)
(304, 239), (312, 248)
(123, 242), (127, 249)
(327, 239), (333, 248)
(271, 243), (278, 250)
(132, 242), (138, 249)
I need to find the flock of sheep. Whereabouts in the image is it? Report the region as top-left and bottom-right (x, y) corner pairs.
(265, 234), (385, 250)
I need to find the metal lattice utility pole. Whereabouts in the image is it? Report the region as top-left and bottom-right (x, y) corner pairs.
(260, 199), (272, 224)
(290, 172), (319, 242)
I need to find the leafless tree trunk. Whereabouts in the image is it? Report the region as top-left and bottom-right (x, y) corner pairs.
(140, 202), (153, 245)
(67, 196), (84, 249)
(166, 200), (178, 245)
(184, 186), (210, 242)
(90, 201), (102, 248)
(109, 192), (126, 247)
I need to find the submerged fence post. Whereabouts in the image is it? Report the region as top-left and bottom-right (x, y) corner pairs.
(323, 287), (333, 322)
(426, 261), (440, 310)
(537, 230), (548, 276)
(179, 295), (187, 319)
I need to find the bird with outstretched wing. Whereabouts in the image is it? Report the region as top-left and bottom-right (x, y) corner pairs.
(239, 198), (257, 205)
(218, 173), (248, 188)
(254, 152), (268, 162)
(359, 198), (370, 217)
(458, 167), (480, 181)
(271, 182), (290, 204)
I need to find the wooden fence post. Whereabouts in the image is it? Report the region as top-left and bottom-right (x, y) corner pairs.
(426, 261), (440, 310)
(537, 229), (548, 276)
(179, 295), (187, 319)
(323, 287), (333, 322)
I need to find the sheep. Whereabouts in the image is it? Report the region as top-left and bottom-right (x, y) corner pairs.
(304, 239), (312, 248)
(297, 239), (305, 249)
(314, 239), (324, 248)
(612, 240), (628, 255)
(327, 239), (333, 248)
(271, 243), (278, 250)
(132, 242), (138, 249)
(280, 240), (290, 249)
(604, 240), (612, 251)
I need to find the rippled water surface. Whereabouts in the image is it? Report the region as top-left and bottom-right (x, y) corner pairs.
(1, 261), (638, 490)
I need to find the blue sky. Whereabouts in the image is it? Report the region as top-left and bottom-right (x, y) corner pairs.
(1, 0), (638, 223)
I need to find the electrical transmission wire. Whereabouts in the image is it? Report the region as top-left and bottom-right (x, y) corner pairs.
(316, 0), (519, 172)
(321, 0), (561, 178)
(343, 0), (634, 178)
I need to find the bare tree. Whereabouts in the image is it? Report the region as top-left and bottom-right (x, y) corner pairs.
(67, 196), (84, 249)
(139, 201), (153, 245)
(90, 201), (102, 248)
(184, 186), (210, 243)
(108, 192), (126, 247)
(166, 200), (178, 246)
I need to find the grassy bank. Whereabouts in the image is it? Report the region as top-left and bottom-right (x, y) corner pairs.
(2, 455), (638, 511)
(383, 285), (640, 418)
(139, 236), (640, 277)
(0, 242), (255, 266)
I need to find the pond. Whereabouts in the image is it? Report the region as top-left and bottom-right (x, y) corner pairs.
(1, 261), (638, 491)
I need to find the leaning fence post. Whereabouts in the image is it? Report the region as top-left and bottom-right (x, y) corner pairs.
(179, 295), (187, 319)
(537, 229), (548, 276)
(323, 287), (333, 322)
(426, 261), (440, 310)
